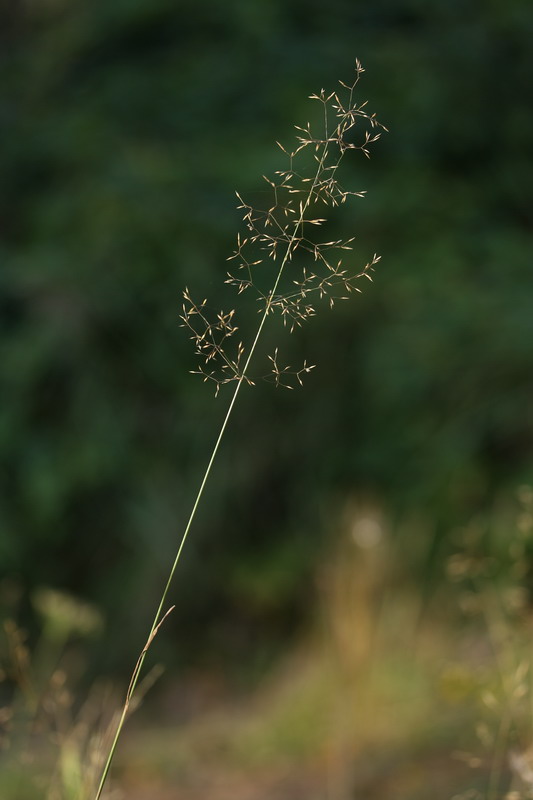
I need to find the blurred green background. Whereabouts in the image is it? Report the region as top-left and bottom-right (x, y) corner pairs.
(1, 0), (532, 678)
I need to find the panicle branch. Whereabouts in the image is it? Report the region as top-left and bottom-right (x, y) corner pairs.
(180, 61), (386, 393)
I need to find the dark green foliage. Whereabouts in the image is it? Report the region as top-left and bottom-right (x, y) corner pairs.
(1, 0), (532, 668)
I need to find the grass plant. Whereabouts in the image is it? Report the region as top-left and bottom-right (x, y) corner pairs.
(93, 61), (386, 799)
(447, 486), (533, 800)
(5, 493), (533, 798)
(0, 591), (114, 800)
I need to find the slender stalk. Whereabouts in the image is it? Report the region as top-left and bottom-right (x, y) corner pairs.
(93, 135), (333, 800)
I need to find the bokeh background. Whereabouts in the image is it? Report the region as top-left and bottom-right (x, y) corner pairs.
(1, 1), (533, 798)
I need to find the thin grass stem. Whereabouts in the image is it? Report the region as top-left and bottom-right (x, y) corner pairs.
(93, 126), (335, 800)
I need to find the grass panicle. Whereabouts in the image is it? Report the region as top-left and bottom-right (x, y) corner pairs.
(94, 60), (384, 799)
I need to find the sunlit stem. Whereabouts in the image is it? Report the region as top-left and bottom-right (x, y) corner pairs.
(93, 128), (335, 800)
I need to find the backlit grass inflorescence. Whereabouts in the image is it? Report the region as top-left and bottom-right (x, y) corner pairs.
(180, 58), (385, 395)
(94, 60), (384, 799)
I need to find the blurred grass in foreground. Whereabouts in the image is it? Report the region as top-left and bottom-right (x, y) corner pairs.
(2, 488), (533, 799)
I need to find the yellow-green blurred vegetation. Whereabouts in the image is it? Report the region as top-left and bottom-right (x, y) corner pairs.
(1, 0), (533, 797)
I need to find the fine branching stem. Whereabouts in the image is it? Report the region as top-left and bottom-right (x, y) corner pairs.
(94, 62), (384, 799)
